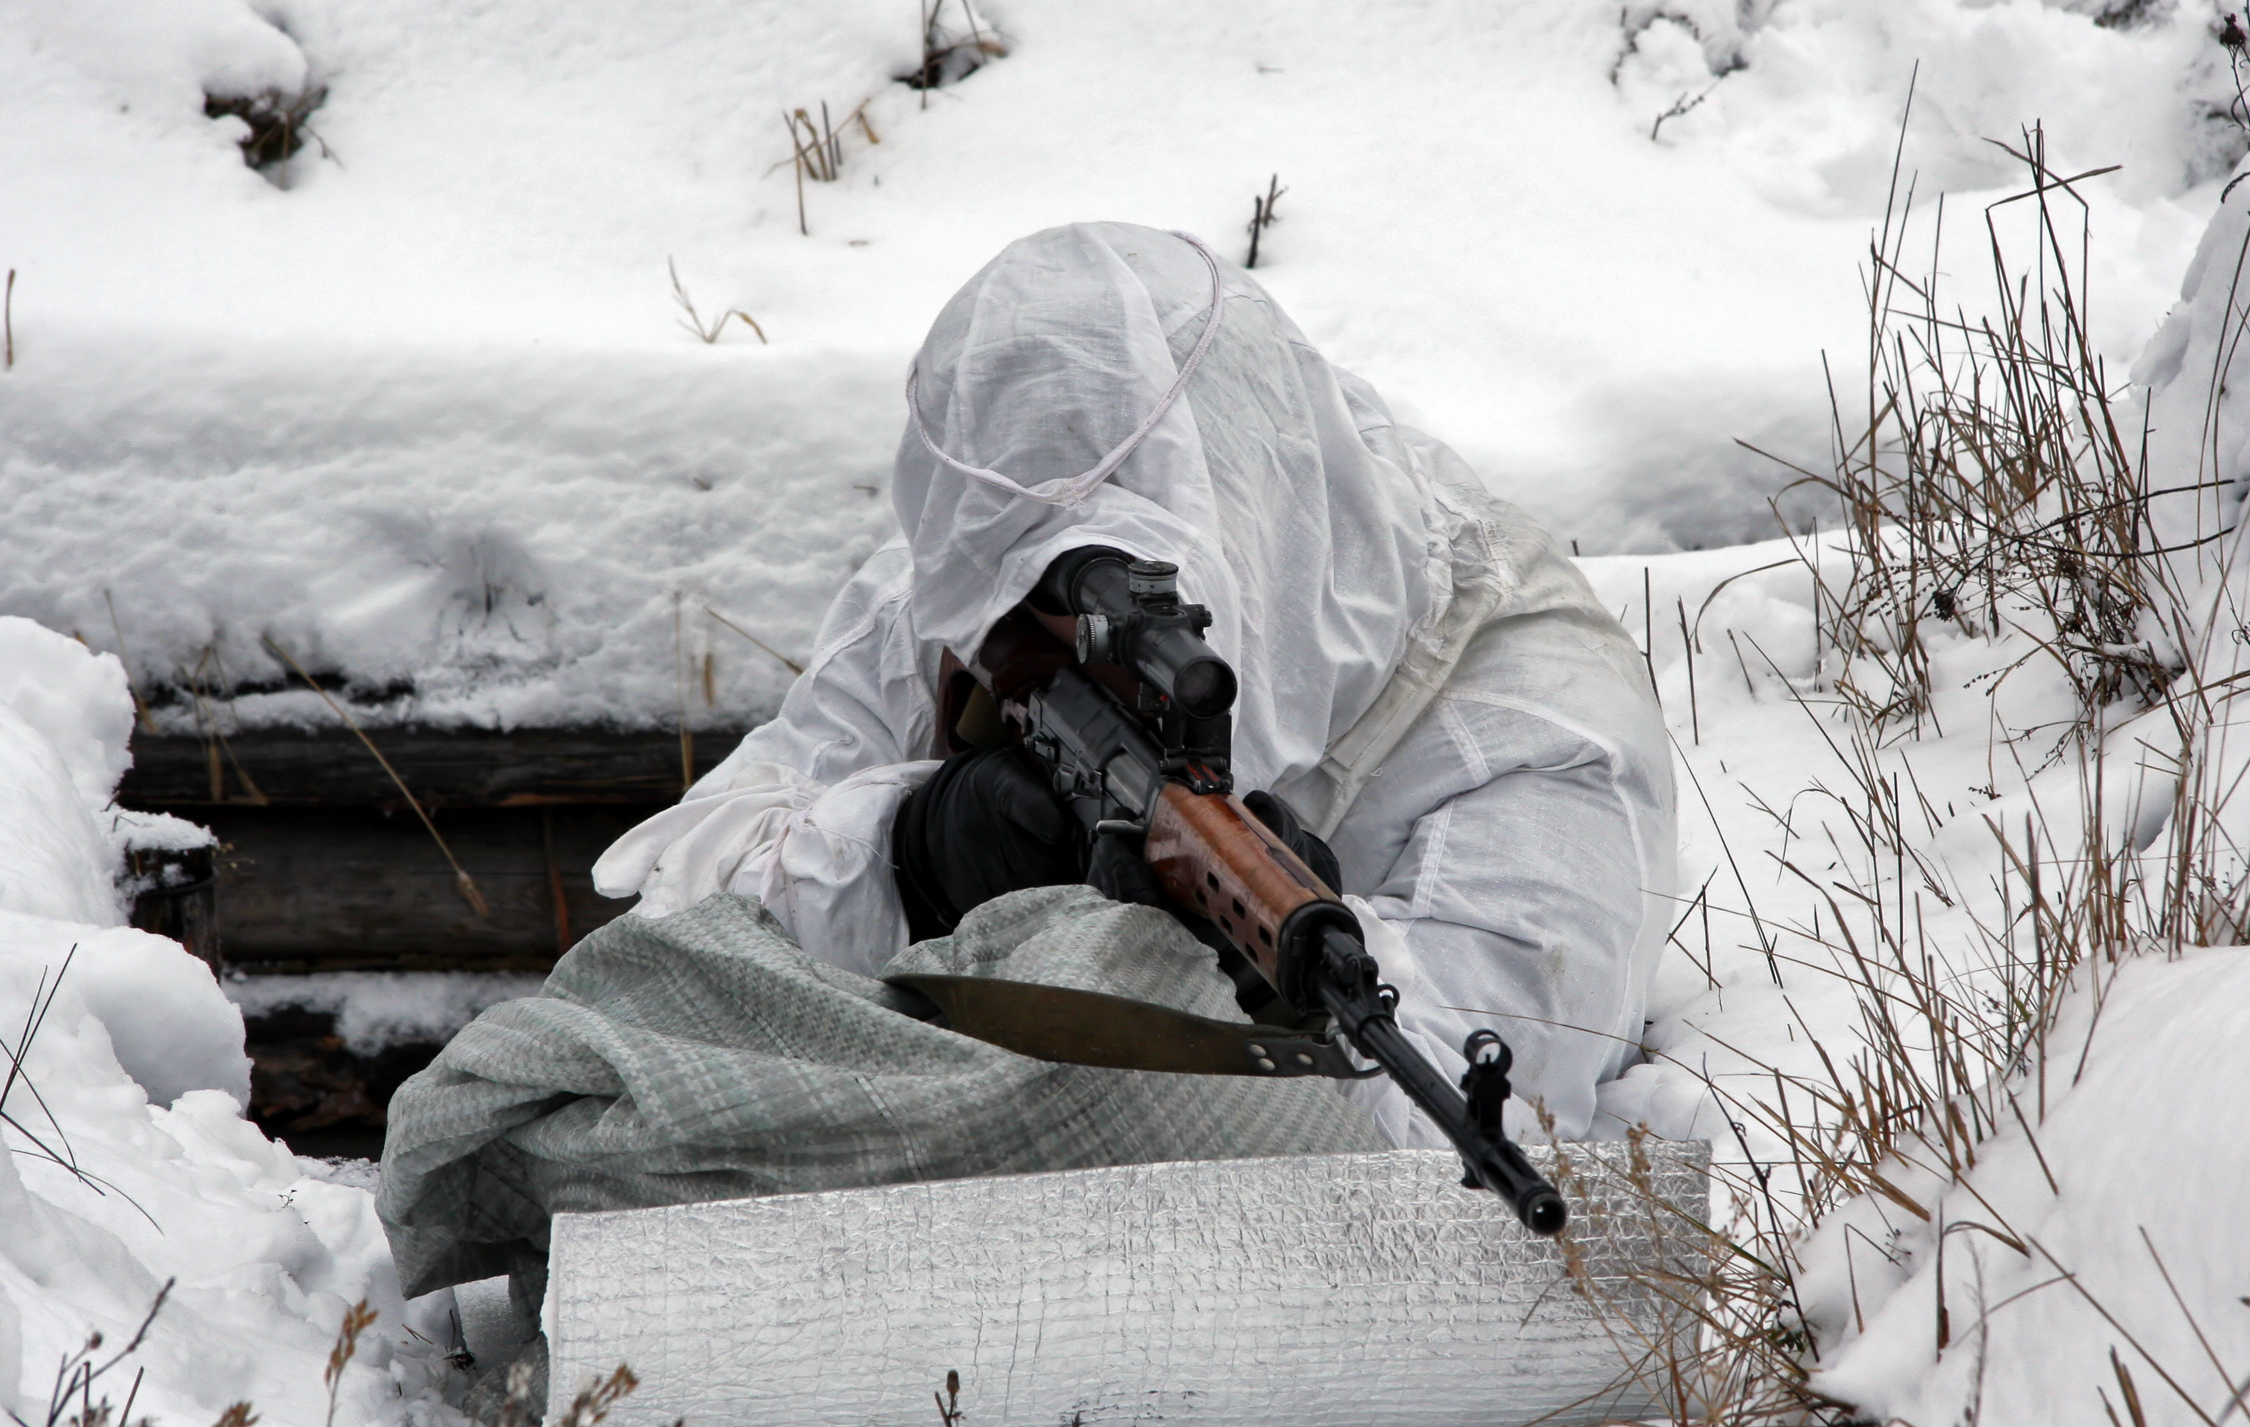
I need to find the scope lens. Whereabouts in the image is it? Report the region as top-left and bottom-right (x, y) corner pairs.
(1171, 658), (1238, 718)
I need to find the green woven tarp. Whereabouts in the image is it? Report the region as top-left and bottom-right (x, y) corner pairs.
(377, 884), (1385, 1303)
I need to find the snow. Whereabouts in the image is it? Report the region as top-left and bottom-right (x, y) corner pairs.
(2, 0), (2238, 731)
(227, 971), (546, 1056)
(8, 0), (2250, 1420)
(0, 620), (458, 1423)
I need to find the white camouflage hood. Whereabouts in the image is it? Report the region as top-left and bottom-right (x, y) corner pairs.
(892, 221), (1457, 794)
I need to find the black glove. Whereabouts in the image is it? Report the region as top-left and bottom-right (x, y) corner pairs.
(1087, 788), (1342, 910)
(1241, 788), (1343, 893)
(893, 746), (1086, 942)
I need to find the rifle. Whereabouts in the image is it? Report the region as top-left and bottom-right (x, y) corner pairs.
(910, 546), (1568, 1236)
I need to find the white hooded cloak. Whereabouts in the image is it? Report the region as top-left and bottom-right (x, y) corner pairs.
(595, 223), (1675, 1142)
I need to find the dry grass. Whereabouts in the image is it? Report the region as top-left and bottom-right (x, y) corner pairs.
(1577, 117), (2250, 1422)
(667, 259), (766, 346)
(263, 634), (491, 919)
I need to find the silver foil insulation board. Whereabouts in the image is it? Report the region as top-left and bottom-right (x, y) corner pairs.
(547, 1143), (1712, 1426)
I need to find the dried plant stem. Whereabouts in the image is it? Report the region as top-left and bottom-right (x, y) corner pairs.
(4, 268), (14, 371)
(323, 1300), (377, 1427)
(262, 635), (490, 918)
(1245, 174), (1285, 269)
(704, 604), (806, 674)
(102, 589), (155, 734)
(674, 594), (694, 793)
(791, 120), (807, 234)
(668, 257), (766, 344)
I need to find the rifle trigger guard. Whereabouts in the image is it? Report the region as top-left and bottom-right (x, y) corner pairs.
(1093, 818), (1147, 837)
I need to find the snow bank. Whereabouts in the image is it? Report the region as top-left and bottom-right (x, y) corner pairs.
(2, 0), (2236, 731)
(1801, 947), (2250, 1424)
(0, 619), (132, 925)
(0, 618), (454, 1422)
(0, 338), (899, 733)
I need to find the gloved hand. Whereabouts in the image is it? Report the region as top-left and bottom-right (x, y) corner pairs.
(1087, 788), (1342, 909)
(1084, 789), (1340, 1020)
(892, 746), (1085, 942)
(1241, 789), (1342, 893)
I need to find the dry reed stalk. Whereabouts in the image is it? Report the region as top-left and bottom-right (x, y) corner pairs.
(4, 268), (13, 371)
(704, 604), (805, 674)
(791, 119), (806, 235)
(913, 0), (1007, 97)
(771, 95), (881, 235)
(668, 258), (766, 344)
(102, 589), (155, 735)
(323, 1300), (377, 1427)
(262, 635), (490, 918)
(1245, 174), (1285, 269)
(674, 593), (694, 793)
(548, 1364), (638, 1427)
(202, 643), (270, 804)
(181, 643), (268, 805)
(1678, 595), (1701, 744)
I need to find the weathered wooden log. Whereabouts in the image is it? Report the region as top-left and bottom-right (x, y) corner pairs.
(121, 726), (745, 808)
(116, 726), (749, 972)
(196, 804), (645, 971)
(547, 1144), (1713, 1427)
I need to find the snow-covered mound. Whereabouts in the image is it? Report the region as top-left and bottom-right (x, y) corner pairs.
(0, 619), (452, 1423)
(1, 0), (2238, 730)
(1802, 945), (2250, 1424)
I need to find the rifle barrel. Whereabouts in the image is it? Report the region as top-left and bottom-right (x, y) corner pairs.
(1315, 932), (1568, 1236)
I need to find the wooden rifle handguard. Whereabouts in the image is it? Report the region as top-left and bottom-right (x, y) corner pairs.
(1144, 784), (1360, 1014)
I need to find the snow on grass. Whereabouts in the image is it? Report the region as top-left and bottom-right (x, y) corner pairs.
(1801, 943), (2250, 1422)
(1563, 140), (2250, 1418)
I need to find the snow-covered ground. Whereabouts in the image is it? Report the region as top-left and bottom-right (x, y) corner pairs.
(2, 0), (2240, 730)
(0, 620), (456, 1425)
(7, 0), (2250, 1421)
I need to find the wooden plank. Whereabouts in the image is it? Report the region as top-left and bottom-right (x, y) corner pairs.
(205, 804), (646, 972)
(122, 726), (748, 808)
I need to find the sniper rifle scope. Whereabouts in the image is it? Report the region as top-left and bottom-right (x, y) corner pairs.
(1031, 547), (1237, 719)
